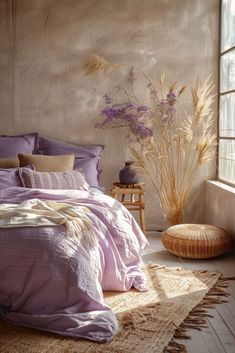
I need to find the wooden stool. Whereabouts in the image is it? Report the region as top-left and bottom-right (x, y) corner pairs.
(110, 182), (146, 233)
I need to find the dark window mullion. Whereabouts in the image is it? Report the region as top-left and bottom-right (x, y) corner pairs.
(218, 0), (235, 186)
(219, 136), (235, 140)
(221, 45), (235, 56)
(219, 90), (235, 139)
(220, 88), (235, 96)
(217, 0), (222, 180)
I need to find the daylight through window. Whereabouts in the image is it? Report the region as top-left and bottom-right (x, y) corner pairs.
(218, 0), (235, 185)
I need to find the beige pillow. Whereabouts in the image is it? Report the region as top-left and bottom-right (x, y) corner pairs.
(18, 154), (75, 172)
(0, 157), (19, 168)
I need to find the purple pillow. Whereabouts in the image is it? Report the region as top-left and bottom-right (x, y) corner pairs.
(0, 133), (38, 158)
(19, 169), (90, 191)
(38, 137), (104, 187)
(0, 166), (34, 189)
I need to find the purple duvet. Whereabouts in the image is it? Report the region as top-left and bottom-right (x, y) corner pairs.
(0, 187), (148, 342)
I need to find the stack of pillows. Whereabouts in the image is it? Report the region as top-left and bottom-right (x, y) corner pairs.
(0, 133), (104, 191)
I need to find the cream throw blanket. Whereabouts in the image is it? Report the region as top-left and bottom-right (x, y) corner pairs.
(0, 199), (93, 243)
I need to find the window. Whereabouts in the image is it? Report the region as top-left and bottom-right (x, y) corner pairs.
(218, 0), (235, 185)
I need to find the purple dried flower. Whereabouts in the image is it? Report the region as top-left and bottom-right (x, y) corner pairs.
(161, 115), (169, 124)
(166, 92), (176, 106)
(101, 106), (118, 119)
(96, 97), (152, 139)
(103, 94), (113, 105)
(167, 106), (176, 114)
(137, 105), (149, 112)
(130, 122), (153, 139)
(160, 99), (167, 106)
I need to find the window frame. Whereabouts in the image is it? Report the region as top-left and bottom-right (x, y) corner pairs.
(217, 0), (235, 187)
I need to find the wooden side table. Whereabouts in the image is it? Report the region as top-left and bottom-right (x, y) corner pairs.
(110, 182), (146, 233)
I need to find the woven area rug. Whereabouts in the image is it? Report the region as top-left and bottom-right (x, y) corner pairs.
(0, 264), (230, 353)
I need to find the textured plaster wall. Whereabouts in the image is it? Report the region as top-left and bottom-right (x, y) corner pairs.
(0, 0), (14, 132)
(205, 181), (235, 247)
(0, 0), (219, 229)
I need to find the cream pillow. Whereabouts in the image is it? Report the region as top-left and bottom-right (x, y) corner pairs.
(18, 154), (75, 172)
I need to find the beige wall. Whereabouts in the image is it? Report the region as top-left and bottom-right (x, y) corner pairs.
(0, 0), (219, 229)
(205, 181), (235, 247)
(0, 0), (14, 132)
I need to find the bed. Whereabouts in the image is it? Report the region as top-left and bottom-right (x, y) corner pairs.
(0, 134), (148, 342)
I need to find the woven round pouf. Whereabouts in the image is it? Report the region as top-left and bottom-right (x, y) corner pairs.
(162, 224), (232, 259)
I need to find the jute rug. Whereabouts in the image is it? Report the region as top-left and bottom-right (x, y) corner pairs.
(0, 264), (232, 353)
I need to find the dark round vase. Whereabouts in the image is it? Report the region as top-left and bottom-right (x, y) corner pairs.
(119, 161), (139, 184)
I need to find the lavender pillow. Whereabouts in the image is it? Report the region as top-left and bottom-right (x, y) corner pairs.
(0, 166), (34, 189)
(38, 137), (104, 187)
(0, 133), (38, 158)
(19, 168), (90, 191)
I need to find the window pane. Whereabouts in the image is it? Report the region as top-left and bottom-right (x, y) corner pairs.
(219, 139), (235, 184)
(220, 93), (235, 137)
(221, 0), (235, 52)
(220, 50), (235, 92)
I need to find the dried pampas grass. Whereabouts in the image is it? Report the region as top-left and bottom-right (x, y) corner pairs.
(84, 54), (217, 225)
(83, 54), (111, 75)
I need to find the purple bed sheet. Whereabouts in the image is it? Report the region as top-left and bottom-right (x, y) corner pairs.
(0, 187), (148, 342)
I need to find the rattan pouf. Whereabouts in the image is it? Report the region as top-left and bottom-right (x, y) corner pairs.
(162, 224), (232, 259)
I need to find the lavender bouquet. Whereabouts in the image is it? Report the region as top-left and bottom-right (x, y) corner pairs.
(96, 95), (153, 139)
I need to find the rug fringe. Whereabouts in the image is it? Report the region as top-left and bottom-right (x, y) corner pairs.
(166, 340), (188, 353)
(164, 275), (234, 353)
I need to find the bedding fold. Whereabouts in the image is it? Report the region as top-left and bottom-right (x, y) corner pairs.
(0, 199), (93, 242)
(0, 187), (148, 342)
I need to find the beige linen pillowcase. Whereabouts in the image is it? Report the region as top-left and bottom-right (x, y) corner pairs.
(18, 153), (75, 172)
(0, 158), (19, 168)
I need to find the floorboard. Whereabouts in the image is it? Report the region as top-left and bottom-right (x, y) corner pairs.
(144, 232), (235, 353)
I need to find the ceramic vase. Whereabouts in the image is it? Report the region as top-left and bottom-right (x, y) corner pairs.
(119, 161), (139, 184)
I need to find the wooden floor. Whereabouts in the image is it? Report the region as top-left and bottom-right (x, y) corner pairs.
(143, 232), (235, 353)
